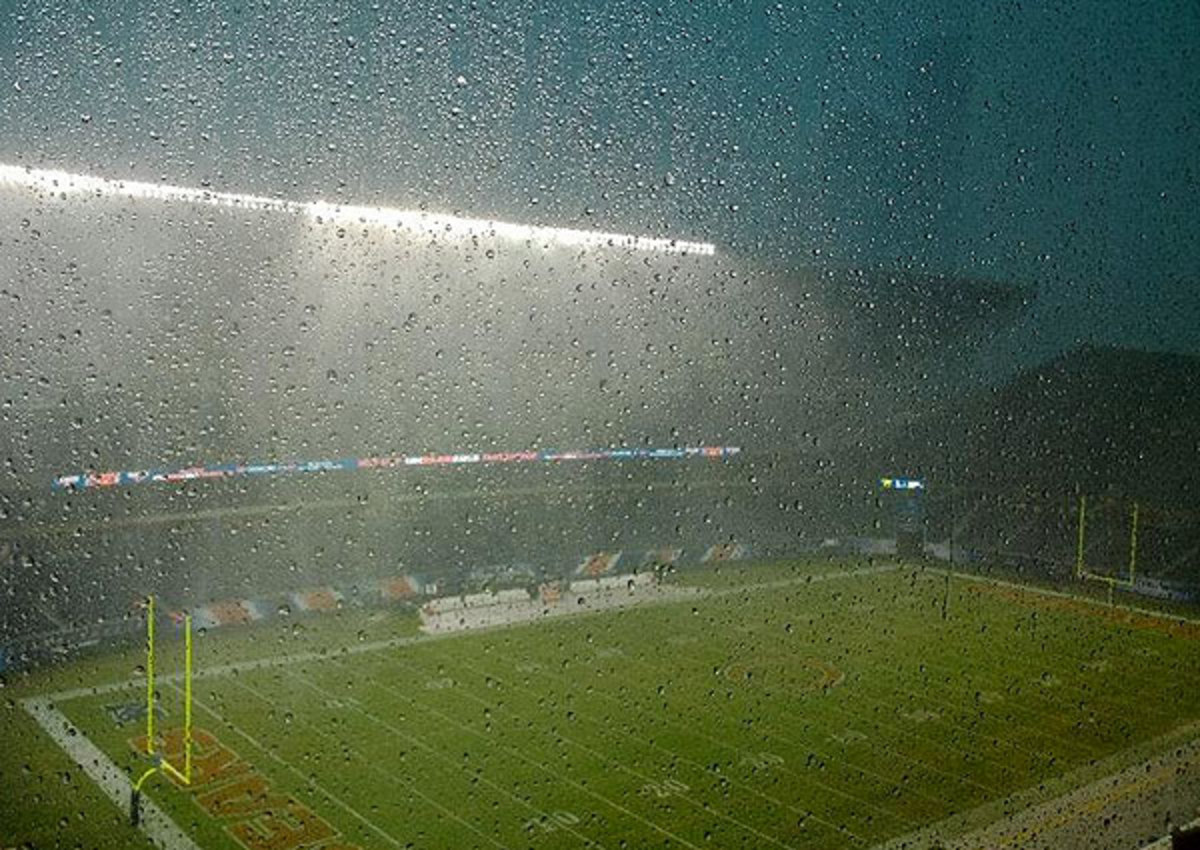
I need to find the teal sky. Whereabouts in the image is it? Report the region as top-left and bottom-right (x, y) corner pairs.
(1, 0), (1197, 360)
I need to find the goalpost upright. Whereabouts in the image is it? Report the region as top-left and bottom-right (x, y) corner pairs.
(132, 595), (193, 824)
(1075, 494), (1139, 598)
(1075, 494), (1087, 580)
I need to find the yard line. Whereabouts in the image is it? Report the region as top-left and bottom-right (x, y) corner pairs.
(698, 572), (1123, 782)
(394, 564), (993, 812)
(438, 646), (916, 833)
(455, 568), (1102, 797)
(360, 655), (832, 849)
(42, 562), (901, 703)
(936, 568), (1200, 628)
(362, 647), (867, 842)
(869, 720), (1200, 850)
(923, 588), (1200, 731)
(702, 563), (900, 600)
(29, 560), (1198, 850)
(21, 697), (201, 850)
(871, 573), (1200, 765)
(870, 640), (1116, 763)
(282, 668), (612, 849)
(672, 666), (1002, 800)
(282, 668), (628, 850)
(474, 593), (1003, 804)
(855, 615), (1109, 760)
(935, 567), (1200, 684)
(812, 661), (1048, 780)
(927, 569), (1200, 732)
(756, 690), (1002, 798)
(297, 672), (710, 850)
(171, 682), (406, 849)
(939, 623), (1200, 723)
(228, 675), (512, 850)
(610, 634), (1000, 799)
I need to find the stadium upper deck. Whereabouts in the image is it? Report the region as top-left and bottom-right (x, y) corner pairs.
(0, 164), (1023, 640)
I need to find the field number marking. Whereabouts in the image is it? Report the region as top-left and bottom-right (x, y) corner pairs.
(639, 779), (690, 798)
(740, 752), (785, 771)
(522, 810), (580, 833)
(829, 729), (868, 746)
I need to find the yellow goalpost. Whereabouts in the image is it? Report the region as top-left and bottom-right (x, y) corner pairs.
(1075, 495), (1139, 603)
(131, 595), (193, 824)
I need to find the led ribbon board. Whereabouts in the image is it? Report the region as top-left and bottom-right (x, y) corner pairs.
(0, 163), (716, 255)
(53, 446), (741, 492)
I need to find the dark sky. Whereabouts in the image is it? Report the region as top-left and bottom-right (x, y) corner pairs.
(1, 0), (1197, 361)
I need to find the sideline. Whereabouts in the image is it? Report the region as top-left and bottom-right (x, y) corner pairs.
(180, 685), (404, 848)
(869, 719), (1200, 849)
(868, 565), (1200, 850)
(23, 561), (898, 849)
(21, 697), (201, 850)
(37, 560), (1199, 849)
(40, 562), (900, 703)
(1142, 817), (1200, 849)
(933, 567), (1200, 628)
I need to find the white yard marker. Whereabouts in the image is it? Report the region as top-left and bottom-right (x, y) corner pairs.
(21, 697), (201, 850)
(178, 685), (406, 849)
(27, 561), (902, 848)
(230, 675), (512, 850)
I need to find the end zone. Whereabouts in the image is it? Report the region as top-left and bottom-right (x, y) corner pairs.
(21, 697), (200, 850)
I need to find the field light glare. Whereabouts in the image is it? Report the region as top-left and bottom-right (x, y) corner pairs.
(0, 163), (715, 256)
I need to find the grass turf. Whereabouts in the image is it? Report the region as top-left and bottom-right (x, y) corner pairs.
(17, 561), (1200, 849)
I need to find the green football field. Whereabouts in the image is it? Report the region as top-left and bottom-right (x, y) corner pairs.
(18, 561), (1200, 849)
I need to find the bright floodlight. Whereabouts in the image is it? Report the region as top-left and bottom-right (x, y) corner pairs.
(0, 163), (715, 256)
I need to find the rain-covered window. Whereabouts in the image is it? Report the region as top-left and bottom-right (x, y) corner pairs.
(2, 2), (1199, 848)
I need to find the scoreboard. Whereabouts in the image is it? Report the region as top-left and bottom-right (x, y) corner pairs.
(879, 476), (926, 557)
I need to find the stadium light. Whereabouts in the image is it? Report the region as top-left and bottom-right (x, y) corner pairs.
(0, 163), (716, 256)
